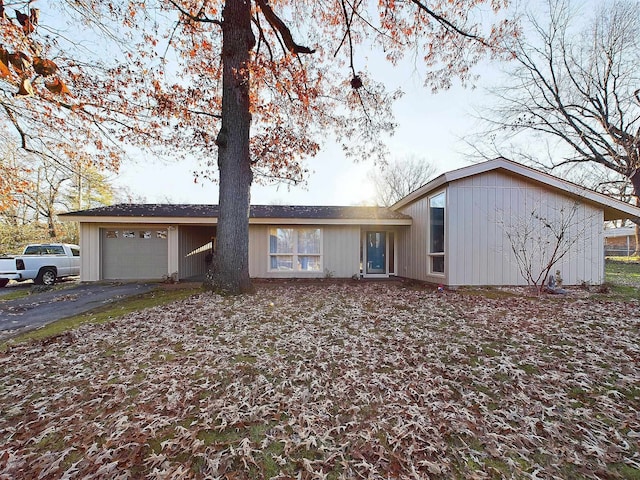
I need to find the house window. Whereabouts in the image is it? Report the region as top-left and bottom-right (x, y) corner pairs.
(269, 228), (321, 272)
(429, 191), (445, 274)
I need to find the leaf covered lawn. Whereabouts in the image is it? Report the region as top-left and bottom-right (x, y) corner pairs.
(1, 282), (639, 479)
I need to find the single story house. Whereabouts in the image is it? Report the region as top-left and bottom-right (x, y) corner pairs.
(604, 226), (638, 257)
(60, 158), (640, 286)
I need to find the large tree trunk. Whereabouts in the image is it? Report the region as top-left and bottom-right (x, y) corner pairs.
(206, 0), (255, 294)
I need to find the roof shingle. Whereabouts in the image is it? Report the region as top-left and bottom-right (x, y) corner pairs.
(60, 204), (411, 221)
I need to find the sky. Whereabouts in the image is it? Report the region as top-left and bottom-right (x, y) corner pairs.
(110, 6), (512, 207)
(113, 67), (500, 207)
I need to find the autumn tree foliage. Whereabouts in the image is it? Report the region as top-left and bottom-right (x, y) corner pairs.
(3, 1), (516, 292)
(0, 1), (138, 199)
(0, 140), (115, 251)
(96, 0), (515, 293)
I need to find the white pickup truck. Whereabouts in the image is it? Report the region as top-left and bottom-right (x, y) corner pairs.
(0, 243), (80, 287)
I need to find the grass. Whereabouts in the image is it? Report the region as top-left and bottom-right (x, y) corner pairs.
(0, 281), (78, 302)
(606, 255), (640, 262)
(1, 280), (639, 479)
(604, 258), (640, 300)
(3, 261), (639, 349)
(606, 257), (640, 282)
(1, 283), (200, 350)
(1, 266), (639, 478)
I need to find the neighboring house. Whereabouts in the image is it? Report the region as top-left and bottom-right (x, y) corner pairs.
(60, 158), (640, 286)
(604, 227), (638, 257)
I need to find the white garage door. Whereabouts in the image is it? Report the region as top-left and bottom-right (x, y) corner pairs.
(102, 229), (168, 280)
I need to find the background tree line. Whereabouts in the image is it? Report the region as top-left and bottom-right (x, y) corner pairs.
(0, 139), (114, 253)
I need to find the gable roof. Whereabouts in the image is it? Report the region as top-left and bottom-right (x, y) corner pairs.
(59, 204), (412, 226)
(392, 157), (640, 223)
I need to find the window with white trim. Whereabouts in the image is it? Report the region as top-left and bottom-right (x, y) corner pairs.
(429, 191), (445, 274)
(269, 228), (322, 272)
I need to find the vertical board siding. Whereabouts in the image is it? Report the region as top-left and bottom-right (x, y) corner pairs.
(178, 226), (216, 279)
(397, 196), (444, 284)
(323, 226), (361, 278)
(79, 223), (101, 281)
(398, 171), (605, 286)
(248, 225), (268, 277)
(249, 225), (360, 278)
(168, 227), (179, 277)
(447, 172), (604, 286)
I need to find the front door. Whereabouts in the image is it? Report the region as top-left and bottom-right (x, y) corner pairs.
(366, 231), (386, 274)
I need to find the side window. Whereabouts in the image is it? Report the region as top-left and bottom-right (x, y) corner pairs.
(49, 246), (65, 255)
(23, 246), (41, 255)
(71, 247), (80, 257)
(429, 191), (446, 274)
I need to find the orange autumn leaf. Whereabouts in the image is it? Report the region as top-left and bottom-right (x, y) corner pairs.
(0, 46), (9, 78)
(0, 58), (9, 79)
(7, 51), (31, 75)
(45, 77), (71, 95)
(33, 57), (58, 76)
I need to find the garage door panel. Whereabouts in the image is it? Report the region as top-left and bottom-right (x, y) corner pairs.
(102, 229), (168, 280)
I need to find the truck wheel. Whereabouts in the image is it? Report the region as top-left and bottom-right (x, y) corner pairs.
(0, 279), (8, 288)
(36, 268), (57, 286)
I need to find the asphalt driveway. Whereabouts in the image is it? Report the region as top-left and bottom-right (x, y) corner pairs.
(0, 282), (155, 341)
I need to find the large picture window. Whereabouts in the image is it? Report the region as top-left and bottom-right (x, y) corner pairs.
(269, 228), (322, 272)
(429, 192), (445, 274)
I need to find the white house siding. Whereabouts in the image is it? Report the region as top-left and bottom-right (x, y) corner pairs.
(248, 225), (361, 278)
(168, 226), (179, 279)
(323, 226), (361, 278)
(76, 223), (175, 281)
(79, 223), (101, 282)
(446, 171), (604, 286)
(396, 197), (444, 284)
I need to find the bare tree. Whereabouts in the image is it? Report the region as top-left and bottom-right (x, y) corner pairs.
(0, 142), (115, 247)
(369, 156), (437, 207)
(476, 0), (640, 252)
(499, 200), (589, 295)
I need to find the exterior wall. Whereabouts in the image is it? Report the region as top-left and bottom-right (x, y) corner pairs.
(178, 226), (215, 279)
(604, 228), (638, 256)
(248, 225), (361, 278)
(446, 171), (604, 286)
(397, 171), (605, 286)
(396, 192), (447, 284)
(167, 226), (179, 278)
(80, 222), (362, 281)
(79, 223), (101, 281)
(78, 222), (174, 281)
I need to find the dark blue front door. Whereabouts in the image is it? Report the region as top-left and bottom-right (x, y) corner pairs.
(366, 232), (386, 274)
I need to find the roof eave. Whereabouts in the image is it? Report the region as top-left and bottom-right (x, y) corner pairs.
(391, 158), (640, 221)
(59, 215), (412, 226)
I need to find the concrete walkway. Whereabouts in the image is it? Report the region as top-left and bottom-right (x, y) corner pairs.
(0, 282), (155, 341)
